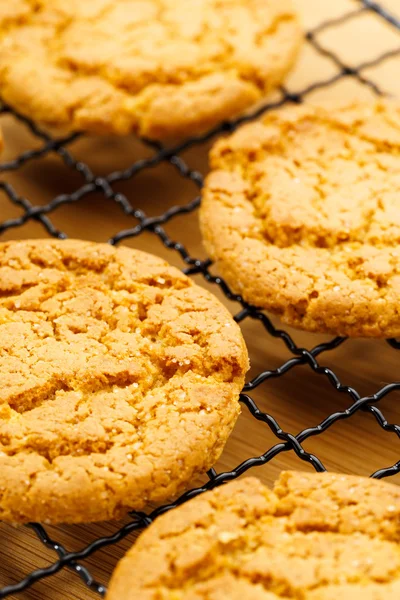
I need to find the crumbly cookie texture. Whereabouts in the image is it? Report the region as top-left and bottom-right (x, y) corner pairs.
(0, 239), (248, 524)
(0, 0), (301, 140)
(107, 471), (400, 599)
(200, 99), (400, 337)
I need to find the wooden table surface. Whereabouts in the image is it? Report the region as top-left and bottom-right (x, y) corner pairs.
(1, 1), (400, 598)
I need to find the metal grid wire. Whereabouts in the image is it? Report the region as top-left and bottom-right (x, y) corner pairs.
(1, 0), (400, 596)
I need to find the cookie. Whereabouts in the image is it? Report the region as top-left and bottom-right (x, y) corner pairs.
(200, 99), (400, 337)
(0, 239), (248, 524)
(0, 0), (301, 140)
(107, 471), (400, 599)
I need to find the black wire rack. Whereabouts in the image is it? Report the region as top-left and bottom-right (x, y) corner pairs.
(1, 0), (400, 597)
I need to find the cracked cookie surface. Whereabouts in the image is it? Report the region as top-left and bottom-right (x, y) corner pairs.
(200, 99), (400, 337)
(0, 239), (248, 524)
(0, 0), (301, 140)
(107, 471), (400, 599)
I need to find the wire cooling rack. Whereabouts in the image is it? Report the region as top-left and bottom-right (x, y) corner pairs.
(1, 0), (400, 597)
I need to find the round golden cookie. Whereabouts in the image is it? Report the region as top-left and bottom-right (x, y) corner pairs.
(107, 471), (400, 600)
(0, 0), (301, 140)
(0, 239), (248, 524)
(200, 99), (400, 338)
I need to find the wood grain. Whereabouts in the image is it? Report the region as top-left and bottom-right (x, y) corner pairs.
(1, 0), (400, 597)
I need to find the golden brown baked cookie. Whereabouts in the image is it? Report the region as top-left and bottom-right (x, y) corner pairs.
(200, 99), (400, 338)
(107, 471), (400, 599)
(0, 239), (248, 524)
(0, 0), (301, 140)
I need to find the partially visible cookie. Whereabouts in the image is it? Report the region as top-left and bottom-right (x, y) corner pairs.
(107, 471), (400, 599)
(200, 99), (400, 337)
(0, 239), (248, 524)
(0, 0), (301, 140)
